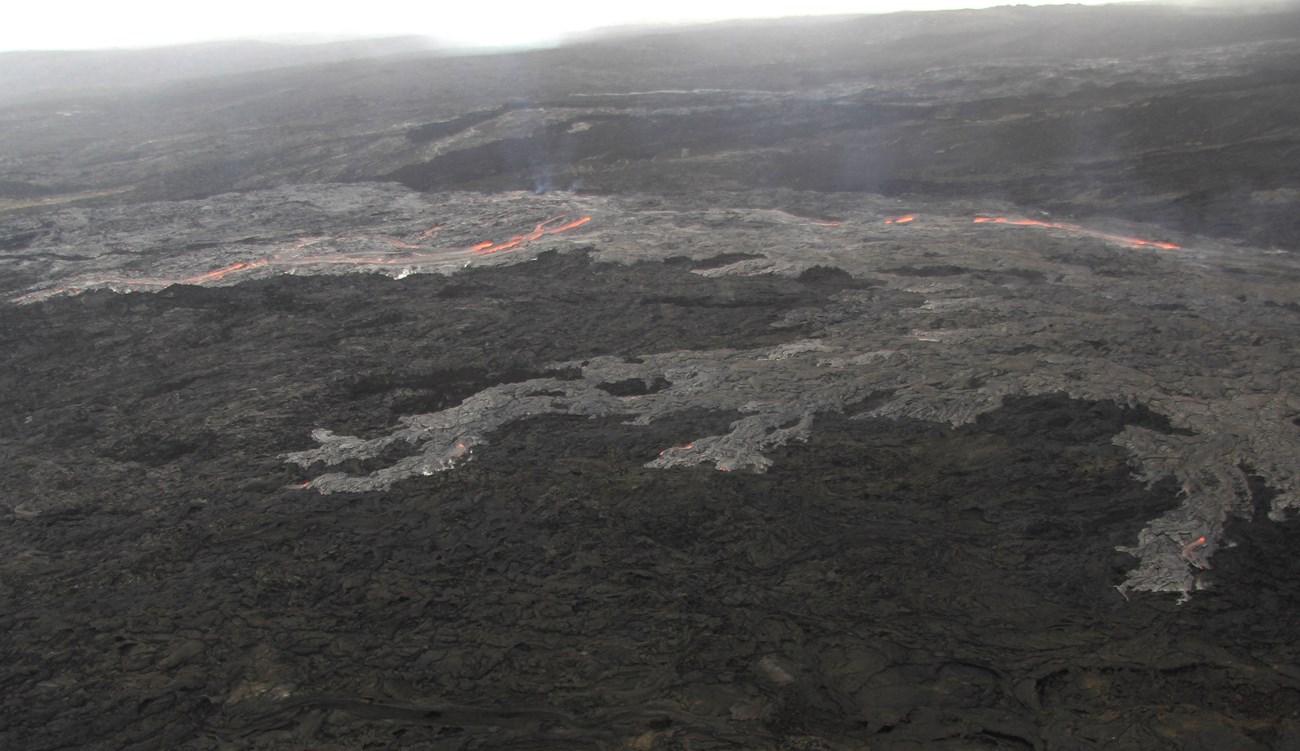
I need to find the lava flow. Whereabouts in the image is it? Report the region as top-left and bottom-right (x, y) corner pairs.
(15, 214), (595, 302)
(886, 214), (917, 225)
(472, 215), (592, 255)
(179, 259), (270, 284)
(973, 216), (1180, 250)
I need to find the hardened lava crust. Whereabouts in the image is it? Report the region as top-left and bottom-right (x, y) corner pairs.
(3, 4), (1300, 749)
(2, 185), (1299, 749)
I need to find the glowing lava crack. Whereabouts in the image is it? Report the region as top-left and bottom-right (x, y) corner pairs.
(972, 215), (1181, 250)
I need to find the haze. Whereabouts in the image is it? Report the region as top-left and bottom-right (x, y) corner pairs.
(7, 0), (1167, 52)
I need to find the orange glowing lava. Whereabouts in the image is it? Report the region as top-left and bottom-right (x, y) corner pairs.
(973, 216), (1180, 250)
(19, 214), (595, 302)
(472, 215), (593, 255)
(180, 259), (270, 285)
(657, 443), (695, 457)
(1181, 535), (1210, 563)
(886, 214), (917, 225)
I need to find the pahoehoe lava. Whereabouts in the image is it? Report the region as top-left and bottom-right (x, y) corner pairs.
(2, 4), (1300, 750)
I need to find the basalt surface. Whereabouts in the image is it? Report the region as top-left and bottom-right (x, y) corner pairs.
(4, 4), (1300, 749)
(2, 183), (1299, 749)
(2, 5), (1299, 249)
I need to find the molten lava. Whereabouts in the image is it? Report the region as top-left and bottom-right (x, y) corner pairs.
(181, 260), (270, 284)
(1181, 535), (1210, 564)
(472, 216), (592, 255)
(973, 216), (1180, 250)
(18, 214), (595, 301)
(886, 214), (917, 225)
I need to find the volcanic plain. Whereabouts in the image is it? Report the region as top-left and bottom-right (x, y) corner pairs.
(2, 4), (1300, 750)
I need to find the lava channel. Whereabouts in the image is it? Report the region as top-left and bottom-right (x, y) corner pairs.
(15, 215), (594, 302)
(471, 215), (592, 255)
(973, 216), (1180, 250)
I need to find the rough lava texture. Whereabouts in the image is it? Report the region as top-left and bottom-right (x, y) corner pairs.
(171, 186), (1296, 600)
(5, 5), (1300, 749)
(3, 189), (1300, 747)
(10, 184), (1299, 599)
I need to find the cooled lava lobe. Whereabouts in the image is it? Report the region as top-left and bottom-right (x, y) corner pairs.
(3, 4), (1300, 750)
(3, 185), (1299, 750)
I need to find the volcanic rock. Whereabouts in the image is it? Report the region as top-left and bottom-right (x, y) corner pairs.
(3, 5), (1300, 750)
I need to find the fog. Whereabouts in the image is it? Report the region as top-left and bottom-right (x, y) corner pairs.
(6, 0), (1169, 52)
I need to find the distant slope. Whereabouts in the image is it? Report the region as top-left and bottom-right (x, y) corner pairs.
(0, 37), (441, 104)
(2, 3), (1297, 247)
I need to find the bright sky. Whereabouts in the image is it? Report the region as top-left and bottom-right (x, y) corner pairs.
(4, 1), (1156, 52)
